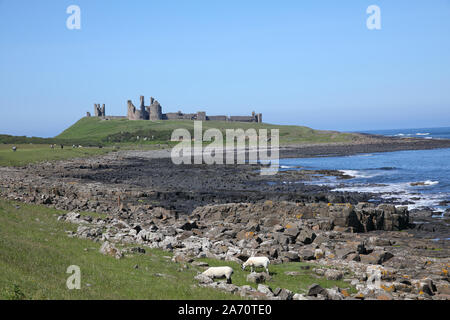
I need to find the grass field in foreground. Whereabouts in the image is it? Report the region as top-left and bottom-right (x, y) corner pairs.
(0, 144), (113, 167)
(0, 198), (355, 300)
(0, 199), (238, 300)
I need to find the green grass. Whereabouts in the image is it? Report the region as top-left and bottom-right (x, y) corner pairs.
(0, 198), (239, 300)
(197, 258), (356, 295)
(0, 117), (365, 167)
(0, 144), (112, 167)
(56, 117), (363, 146)
(0, 198), (355, 299)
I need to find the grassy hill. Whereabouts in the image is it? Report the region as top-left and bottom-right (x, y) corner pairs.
(56, 117), (361, 146)
(0, 117), (364, 166)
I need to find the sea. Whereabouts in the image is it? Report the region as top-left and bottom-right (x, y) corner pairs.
(279, 127), (450, 215)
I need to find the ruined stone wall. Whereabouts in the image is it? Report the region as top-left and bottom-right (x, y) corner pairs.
(257, 113), (262, 123)
(94, 104), (106, 117)
(164, 112), (196, 120)
(120, 95), (263, 122)
(196, 112), (206, 121)
(127, 100), (143, 120)
(229, 116), (255, 122)
(207, 115), (228, 121)
(149, 100), (163, 121)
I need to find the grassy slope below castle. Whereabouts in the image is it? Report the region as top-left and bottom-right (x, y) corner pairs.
(56, 117), (362, 146)
(0, 198), (355, 300)
(0, 117), (364, 166)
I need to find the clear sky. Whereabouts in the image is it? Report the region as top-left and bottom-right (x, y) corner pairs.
(1, 0), (449, 137)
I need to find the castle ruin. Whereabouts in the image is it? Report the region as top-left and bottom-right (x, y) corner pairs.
(94, 104), (106, 117)
(88, 95), (262, 123)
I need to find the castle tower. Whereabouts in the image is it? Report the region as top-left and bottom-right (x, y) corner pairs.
(94, 104), (105, 117)
(94, 104), (99, 117)
(196, 111), (206, 121)
(257, 113), (262, 123)
(127, 100), (138, 120)
(149, 99), (162, 121)
(139, 96), (147, 119)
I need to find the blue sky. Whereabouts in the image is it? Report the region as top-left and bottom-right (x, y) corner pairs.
(1, 0), (449, 137)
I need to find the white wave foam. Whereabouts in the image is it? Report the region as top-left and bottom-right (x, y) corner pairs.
(332, 182), (410, 194)
(416, 133), (430, 136)
(410, 180), (439, 187)
(339, 170), (378, 179)
(332, 182), (447, 211)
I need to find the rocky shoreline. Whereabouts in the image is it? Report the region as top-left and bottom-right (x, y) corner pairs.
(0, 142), (449, 300)
(280, 136), (450, 158)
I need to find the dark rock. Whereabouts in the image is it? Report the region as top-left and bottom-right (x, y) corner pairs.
(308, 283), (327, 297)
(277, 288), (294, 300)
(296, 228), (316, 244)
(298, 248), (315, 261)
(246, 272), (270, 284)
(179, 220), (198, 231)
(282, 251), (300, 262)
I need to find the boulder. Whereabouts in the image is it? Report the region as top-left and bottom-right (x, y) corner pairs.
(324, 269), (344, 281)
(217, 282), (239, 294)
(64, 212), (85, 224)
(194, 274), (214, 284)
(298, 248), (315, 261)
(257, 284), (273, 296)
(99, 241), (123, 259)
(314, 248), (325, 260)
(172, 253), (193, 263)
(307, 283), (327, 297)
(296, 229), (316, 244)
(277, 288), (294, 300)
(247, 272), (270, 284)
(293, 293), (308, 300)
(284, 226), (300, 240)
(360, 251), (394, 265)
(179, 220), (198, 231)
(326, 288), (344, 300)
(419, 279), (437, 296)
(282, 251), (300, 262)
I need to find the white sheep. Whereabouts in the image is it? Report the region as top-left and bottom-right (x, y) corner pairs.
(202, 266), (234, 284)
(242, 256), (270, 273)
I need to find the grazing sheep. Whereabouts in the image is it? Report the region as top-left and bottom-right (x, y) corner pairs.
(242, 256), (270, 273)
(202, 266), (234, 284)
(12, 146), (17, 152)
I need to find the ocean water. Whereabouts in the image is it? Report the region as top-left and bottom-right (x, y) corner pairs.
(360, 126), (450, 140)
(279, 127), (450, 214)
